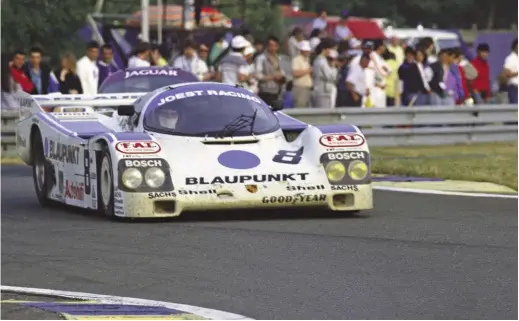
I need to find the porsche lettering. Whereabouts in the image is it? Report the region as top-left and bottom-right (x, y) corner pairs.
(185, 173), (309, 185)
(319, 134), (365, 148)
(48, 140), (80, 164)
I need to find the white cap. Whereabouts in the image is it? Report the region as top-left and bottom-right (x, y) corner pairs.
(243, 46), (255, 56)
(231, 35), (250, 49)
(327, 49), (338, 59)
(298, 40), (311, 52)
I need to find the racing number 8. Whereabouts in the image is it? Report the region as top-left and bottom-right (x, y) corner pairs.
(272, 147), (304, 165)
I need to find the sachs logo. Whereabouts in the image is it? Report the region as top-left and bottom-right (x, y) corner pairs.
(115, 141), (161, 154)
(319, 133), (365, 148)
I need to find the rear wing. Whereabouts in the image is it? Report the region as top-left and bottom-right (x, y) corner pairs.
(15, 91), (147, 116)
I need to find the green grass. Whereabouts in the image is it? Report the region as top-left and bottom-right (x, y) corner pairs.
(371, 142), (518, 190)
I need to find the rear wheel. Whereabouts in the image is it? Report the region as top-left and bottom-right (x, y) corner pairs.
(32, 132), (52, 206)
(97, 146), (116, 219)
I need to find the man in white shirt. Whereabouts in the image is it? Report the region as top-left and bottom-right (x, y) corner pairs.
(76, 41), (100, 95)
(173, 39), (209, 81)
(312, 9), (328, 31)
(218, 35), (250, 86)
(128, 42), (151, 68)
(504, 38), (518, 104)
(346, 54), (371, 107)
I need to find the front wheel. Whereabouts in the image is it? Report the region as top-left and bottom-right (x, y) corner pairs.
(32, 132), (53, 207)
(97, 147), (116, 219)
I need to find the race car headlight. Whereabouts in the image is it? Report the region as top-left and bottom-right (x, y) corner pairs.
(122, 168), (143, 189)
(145, 167), (166, 188)
(348, 160), (369, 180)
(325, 161), (346, 182)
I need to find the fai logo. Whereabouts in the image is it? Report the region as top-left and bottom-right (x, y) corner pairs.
(319, 133), (365, 148)
(115, 141), (161, 154)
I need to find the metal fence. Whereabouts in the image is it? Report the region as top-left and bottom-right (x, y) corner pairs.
(1, 105), (517, 158)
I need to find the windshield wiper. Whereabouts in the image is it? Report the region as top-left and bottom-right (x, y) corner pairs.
(216, 111), (258, 138)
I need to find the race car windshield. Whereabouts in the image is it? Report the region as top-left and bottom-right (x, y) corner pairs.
(143, 94), (279, 137)
(99, 74), (198, 93)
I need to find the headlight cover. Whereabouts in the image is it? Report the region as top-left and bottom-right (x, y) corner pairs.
(348, 160), (368, 180)
(122, 168), (143, 189)
(325, 160), (346, 182)
(145, 167), (166, 188)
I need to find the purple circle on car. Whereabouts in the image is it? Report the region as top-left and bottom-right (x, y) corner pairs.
(218, 150), (261, 170)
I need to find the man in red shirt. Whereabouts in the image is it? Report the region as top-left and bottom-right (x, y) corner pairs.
(10, 50), (34, 93)
(471, 43), (490, 104)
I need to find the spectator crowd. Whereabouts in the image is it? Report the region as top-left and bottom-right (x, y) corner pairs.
(2, 14), (518, 109)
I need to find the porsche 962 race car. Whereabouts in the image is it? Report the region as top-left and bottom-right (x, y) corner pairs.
(15, 82), (373, 219)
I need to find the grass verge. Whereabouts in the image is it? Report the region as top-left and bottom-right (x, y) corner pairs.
(371, 142), (518, 191)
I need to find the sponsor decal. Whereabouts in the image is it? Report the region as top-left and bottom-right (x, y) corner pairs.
(115, 141), (161, 154)
(84, 150), (91, 195)
(186, 173), (309, 185)
(246, 184), (258, 193)
(262, 193), (327, 204)
(90, 172), (97, 180)
(148, 189), (217, 199)
(272, 147), (304, 165)
(125, 69), (178, 79)
(48, 94), (141, 101)
(157, 89), (261, 106)
(319, 133), (365, 148)
(327, 151), (366, 161)
(18, 97), (33, 107)
(331, 185), (359, 191)
(91, 185), (96, 199)
(92, 199), (98, 209)
(48, 140), (80, 164)
(124, 159), (163, 167)
(65, 180), (84, 200)
(114, 204), (124, 216)
(17, 135), (26, 147)
(286, 184), (325, 191)
(58, 171), (64, 195)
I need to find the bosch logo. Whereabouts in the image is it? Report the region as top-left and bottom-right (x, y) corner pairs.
(328, 152), (366, 160)
(125, 159), (163, 167)
(319, 133), (365, 148)
(115, 141), (161, 154)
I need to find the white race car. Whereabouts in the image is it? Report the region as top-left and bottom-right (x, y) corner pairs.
(15, 82), (373, 220)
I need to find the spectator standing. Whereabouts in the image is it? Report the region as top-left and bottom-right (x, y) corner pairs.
(76, 41), (100, 95)
(287, 27), (305, 59)
(209, 32), (229, 66)
(387, 36), (404, 65)
(151, 44), (168, 67)
(345, 53), (371, 107)
(312, 41), (338, 108)
(2, 54), (22, 110)
(471, 43), (491, 104)
(335, 11), (352, 49)
(198, 44), (216, 80)
(503, 38), (518, 104)
(399, 48), (431, 106)
(291, 40), (313, 108)
(312, 9), (328, 31)
(255, 36), (286, 106)
(217, 35), (250, 85)
(309, 28), (325, 51)
(98, 44), (119, 88)
(240, 46), (258, 93)
(173, 39), (209, 81)
(370, 40), (391, 107)
(23, 46), (59, 94)
(128, 42), (151, 68)
(10, 50), (34, 93)
(383, 50), (400, 106)
(418, 37), (437, 64)
(335, 53), (351, 107)
(252, 39), (264, 62)
(54, 52), (83, 94)
(452, 48), (471, 105)
(429, 48), (455, 106)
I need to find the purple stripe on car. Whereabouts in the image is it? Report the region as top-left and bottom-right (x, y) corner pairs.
(36, 114), (76, 137)
(276, 112), (308, 131)
(59, 121), (110, 138)
(113, 132), (152, 141)
(317, 124), (358, 134)
(21, 303), (184, 316)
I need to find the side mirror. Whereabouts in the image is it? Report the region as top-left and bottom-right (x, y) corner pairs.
(270, 100), (284, 111)
(118, 105), (135, 116)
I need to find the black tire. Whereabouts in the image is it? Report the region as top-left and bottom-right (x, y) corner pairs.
(32, 132), (53, 207)
(96, 146), (117, 219)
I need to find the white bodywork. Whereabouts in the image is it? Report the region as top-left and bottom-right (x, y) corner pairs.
(385, 28), (461, 54)
(15, 85), (373, 218)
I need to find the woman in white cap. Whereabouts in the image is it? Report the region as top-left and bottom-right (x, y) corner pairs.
(291, 40), (313, 107)
(312, 39), (338, 108)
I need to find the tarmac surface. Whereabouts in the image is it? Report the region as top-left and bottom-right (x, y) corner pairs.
(1, 165), (517, 319)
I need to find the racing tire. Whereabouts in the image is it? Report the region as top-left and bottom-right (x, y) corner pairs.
(97, 146), (117, 220)
(32, 132), (53, 207)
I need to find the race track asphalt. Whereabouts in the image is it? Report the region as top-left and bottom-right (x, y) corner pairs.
(1, 165), (517, 319)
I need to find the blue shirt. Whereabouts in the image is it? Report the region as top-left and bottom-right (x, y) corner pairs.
(335, 25), (351, 40)
(29, 68), (42, 94)
(97, 60), (119, 88)
(312, 18), (327, 30)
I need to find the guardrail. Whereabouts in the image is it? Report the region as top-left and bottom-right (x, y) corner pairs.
(1, 105), (517, 158)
